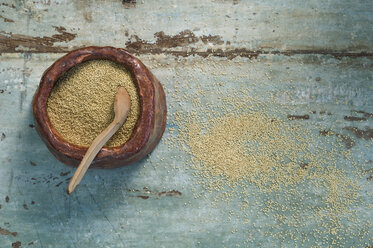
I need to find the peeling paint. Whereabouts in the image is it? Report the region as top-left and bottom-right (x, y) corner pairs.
(124, 31), (373, 59)
(287, 114), (310, 120)
(336, 134), (355, 149)
(0, 227), (17, 237)
(136, 195), (149, 199)
(158, 190), (182, 197)
(0, 3), (16, 8)
(320, 130), (334, 136)
(122, 0), (136, 8)
(0, 15), (14, 23)
(12, 241), (21, 248)
(344, 126), (373, 140)
(354, 110), (373, 118)
(0, 26), (76, 53)
(344, 116), (367, 121)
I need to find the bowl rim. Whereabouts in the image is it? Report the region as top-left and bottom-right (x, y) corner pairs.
(33, 46), (155, 162)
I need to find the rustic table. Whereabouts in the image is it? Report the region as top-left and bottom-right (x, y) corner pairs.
(0, 0), (372, 247)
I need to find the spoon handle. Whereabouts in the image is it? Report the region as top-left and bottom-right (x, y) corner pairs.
(67, 120), (123, 194)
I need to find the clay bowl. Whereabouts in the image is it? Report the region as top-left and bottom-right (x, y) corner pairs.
(33, 46), (167, 168)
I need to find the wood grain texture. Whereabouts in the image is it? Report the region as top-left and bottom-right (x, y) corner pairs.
(1, 52), (373, 248)
(0, 0), (372, 247)
(0, 0), (373, 57)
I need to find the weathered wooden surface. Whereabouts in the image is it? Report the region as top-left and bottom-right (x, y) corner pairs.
(0, 0), (372, 247)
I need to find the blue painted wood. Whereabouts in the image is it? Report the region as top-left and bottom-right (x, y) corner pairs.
(0, 0), (372, 247)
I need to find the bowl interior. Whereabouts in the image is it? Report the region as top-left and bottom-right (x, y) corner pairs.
(33, 47), (155, 163)
(46, 59), (141, 148)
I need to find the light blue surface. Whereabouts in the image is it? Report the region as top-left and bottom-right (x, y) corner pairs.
(0, 0), (372, 247)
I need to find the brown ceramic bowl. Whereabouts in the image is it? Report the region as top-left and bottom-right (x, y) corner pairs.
(33, 46), (167, 168)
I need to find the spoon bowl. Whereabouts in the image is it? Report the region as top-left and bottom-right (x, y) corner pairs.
(114, 86), (131, 124)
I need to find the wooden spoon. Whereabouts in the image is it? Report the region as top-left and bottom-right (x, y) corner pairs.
(67, 86), (131, 194)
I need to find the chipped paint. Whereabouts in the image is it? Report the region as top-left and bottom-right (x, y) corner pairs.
(157, 190), (182, 197)
(0, 227), (17, 237)
(354, 110), (373, 118)
(11, 241), (21, 248)
(0, 15), (14, 22)
(287, 114), (310, 120)
(319, 130), (334, 136)
(336, 133), (355, 149)
(125, 31), (373, 59)
(344, 126), (373, 140)
(136, 195), (149, 199)
(344, 116), (367, 121)
(122, 0), (136, 8)
(0, 26), (76, 53)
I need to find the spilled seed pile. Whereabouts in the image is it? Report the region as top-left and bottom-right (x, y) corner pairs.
(47, 60), (140, 147)
(158, 57), (372, 247)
